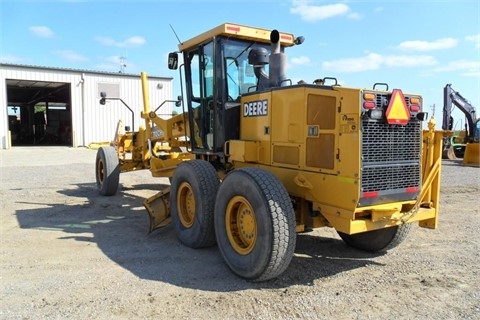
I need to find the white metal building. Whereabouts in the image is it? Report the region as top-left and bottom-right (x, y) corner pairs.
(0, 63), (173, 149)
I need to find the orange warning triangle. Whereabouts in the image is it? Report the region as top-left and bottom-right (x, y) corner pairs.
(385, 89), (410, 125)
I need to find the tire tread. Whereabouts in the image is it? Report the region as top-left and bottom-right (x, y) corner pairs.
(232, 168), (296, 281)
(170, 160), (219, 248)
(96, 146), (119, 196)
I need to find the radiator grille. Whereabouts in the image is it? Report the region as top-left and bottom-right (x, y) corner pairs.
(361, 120), (421, 193)
(362, 120), (421, 162)
(362, 165), (420, 192)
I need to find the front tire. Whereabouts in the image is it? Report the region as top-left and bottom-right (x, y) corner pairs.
(214, 168), (296, 281)
(337, 224), (412, 252)
(95, 146), (119, 196)
(170, 160), (219, 248)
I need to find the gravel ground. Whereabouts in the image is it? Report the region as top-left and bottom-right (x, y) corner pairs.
(1, 147), (479, 319)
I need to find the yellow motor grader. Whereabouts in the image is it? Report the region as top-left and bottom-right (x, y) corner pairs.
(95, 23), (444, 281)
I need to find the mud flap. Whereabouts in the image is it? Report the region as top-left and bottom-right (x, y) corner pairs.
(463, 143), (480, 167)
(143, 187), (171, 233)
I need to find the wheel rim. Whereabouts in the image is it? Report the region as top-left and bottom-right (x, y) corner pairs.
(177, 182), (195, 228)
(225, 196), (257, 255)
(97, 159), (105, 183)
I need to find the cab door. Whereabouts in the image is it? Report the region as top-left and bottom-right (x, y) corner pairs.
(184, 41), (215, 151)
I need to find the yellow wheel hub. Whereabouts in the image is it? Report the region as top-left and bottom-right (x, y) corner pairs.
(177, 182), (196, 228)
(225, 196), (257, 255)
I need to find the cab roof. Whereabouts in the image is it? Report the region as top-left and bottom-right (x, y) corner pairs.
(178, 23), (296, 52)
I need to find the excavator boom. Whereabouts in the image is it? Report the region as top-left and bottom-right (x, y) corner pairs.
(442, 84), (480, 166)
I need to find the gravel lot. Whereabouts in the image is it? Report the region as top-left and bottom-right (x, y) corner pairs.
(1, 147), (479, 319)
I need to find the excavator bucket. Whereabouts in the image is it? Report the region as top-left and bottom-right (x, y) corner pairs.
(143, 187), (172, 233)
(463, 143), (480, 167)
(443, 145), (457, 160)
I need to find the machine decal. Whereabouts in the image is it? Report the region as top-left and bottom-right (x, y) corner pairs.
(243, 100), (268, 117)
(340, 113), (358, 134)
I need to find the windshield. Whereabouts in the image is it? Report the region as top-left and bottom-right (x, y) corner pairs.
(221, 38), (275, 100)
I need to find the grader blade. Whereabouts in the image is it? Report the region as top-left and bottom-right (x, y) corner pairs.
(143, 187), (171, 233)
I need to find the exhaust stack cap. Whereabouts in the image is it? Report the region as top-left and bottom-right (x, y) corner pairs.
(270, 30), (280, 54)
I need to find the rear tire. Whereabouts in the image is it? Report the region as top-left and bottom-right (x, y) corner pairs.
(95, 146), (119, 196)
(214, 168), (296, 281)
(337, 224), (412, 252)
(170, 160), (219, 248)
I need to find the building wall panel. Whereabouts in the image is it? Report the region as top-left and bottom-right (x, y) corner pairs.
(0, 64), (172, 149)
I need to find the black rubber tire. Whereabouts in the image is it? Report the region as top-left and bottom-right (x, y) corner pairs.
(337, 223), (412, 252)
(95, 146), (120, 196)
(170, 160), (219, 248)
(214, 168), (296, 281)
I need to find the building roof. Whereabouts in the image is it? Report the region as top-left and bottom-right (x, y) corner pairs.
(0, 63), (173, 80)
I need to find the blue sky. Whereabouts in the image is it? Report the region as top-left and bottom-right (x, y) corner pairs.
(1, 0), (479, 128)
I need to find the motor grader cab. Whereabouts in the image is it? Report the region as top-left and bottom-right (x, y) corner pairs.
(96, 23), (444, 281)
(442, 84), (480, 166)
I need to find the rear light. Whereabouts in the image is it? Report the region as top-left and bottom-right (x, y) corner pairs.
(363, 101), (375, 109)
(363, 93), (375, 101)
(410, 97), (420, 104)
(406, 187), (419, 193)
(409, 96), (421, 113)
(363, 92), (376, 110)
(362, 191), (379, 198)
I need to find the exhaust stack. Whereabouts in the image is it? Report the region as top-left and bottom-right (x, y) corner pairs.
(247, 29), (289, 90)
(269, 30), (287, 87)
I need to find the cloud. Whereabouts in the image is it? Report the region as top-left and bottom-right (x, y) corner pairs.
(0, 55), (24, 63)
(95, 35), (146, 47)
(290, 0), (355, 22)
(95, 56), (134, 73)
(322, 53), (437, 72)
(383, 55), (437, 68)
(347, 12), (362, 20)
(398, 38), (458, 51)
(291, 56), (311, 66)
(54, 50), (88, 62)
(30, 26), (54, 38)
(105, 55), (123, 64)
(432, 59), (480, 77)
(323, 53), (383, 72)
(124, 36), (145, 46)
(466, 34), (480, 48)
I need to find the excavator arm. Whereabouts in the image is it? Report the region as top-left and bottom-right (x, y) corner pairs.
(443, 84), (480, 166)
(443, 84), (477, 142)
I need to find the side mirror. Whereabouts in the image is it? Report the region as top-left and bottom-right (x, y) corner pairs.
(168, 52), (178, 70)
(175, 95), (182, 107)
(294, 36), (305, 45)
